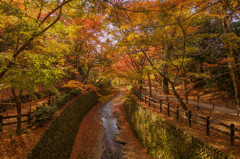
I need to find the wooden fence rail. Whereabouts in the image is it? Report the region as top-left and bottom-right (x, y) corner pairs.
(0, 112), (32, 131)
(0, 97), (55, 132)
(134, 89), (240, 146)
(150, 89), (239, 116)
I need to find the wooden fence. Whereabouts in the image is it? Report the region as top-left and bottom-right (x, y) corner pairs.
(143, 88), (239, 116)
(0, 97), (55, 132)
(134, 89), (240, 146)
(0, 112), (32, 132)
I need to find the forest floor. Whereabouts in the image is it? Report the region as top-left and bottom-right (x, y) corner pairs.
(0, 94), (81, 159)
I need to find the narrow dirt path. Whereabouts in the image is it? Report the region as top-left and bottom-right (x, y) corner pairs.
(143, 86), (239, 115)
(71, 90), (150, 159)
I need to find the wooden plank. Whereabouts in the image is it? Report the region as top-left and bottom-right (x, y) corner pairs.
(2, 120), (29, 126)
(2, 113), (30, 119)
(209, 126), (230, 136)
(191, 118), (206, 127)
(209, 119), (231, 128)
(0, 103), (16, 105)
(192, 113), (207, 120)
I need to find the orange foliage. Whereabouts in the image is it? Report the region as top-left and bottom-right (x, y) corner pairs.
(64, 80), (99, 94)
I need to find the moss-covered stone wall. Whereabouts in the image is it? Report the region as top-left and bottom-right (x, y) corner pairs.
(28, 86), (110, 159)
(125, 95), (232, 159)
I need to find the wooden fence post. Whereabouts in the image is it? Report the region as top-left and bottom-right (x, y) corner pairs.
(48, 95), (51, 105)
(145, 95), (146, 104)
(212, 102), (215, 110)
(28, 112), (31, 126)
(149, 97), (151, 107)
(206, 116), (210, 136)
(140, 90), (142, 101)
(197, 96), (200, 110)
(188, 111), (192, 127)
(226, 99), (228, 108)
(176, 107), (179, 121)
(231, 124), (235, 146)
(167, 103), (170, 117)
(0, 115), (2, 132)
(153, 98), (155, 109)
(160, 100), (162, 113)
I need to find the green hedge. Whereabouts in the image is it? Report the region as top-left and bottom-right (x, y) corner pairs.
(124, 94), (231, 159)
(27, 88), (106, 159)
(55, 89), (82, 109)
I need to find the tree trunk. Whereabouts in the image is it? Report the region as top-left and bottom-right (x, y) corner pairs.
(171, 83), (188, 110)
(148, 73), (152, 97)
(139, 80), (143, 92)
(162, 77), (169, 94)
(162, 60), (169, 94)
(184, 79), (189, 104)
(222, 19), (240, 112)
(12, 88), (22, 135)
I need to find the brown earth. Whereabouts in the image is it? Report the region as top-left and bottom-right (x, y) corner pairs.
(71, 102), (105, 159)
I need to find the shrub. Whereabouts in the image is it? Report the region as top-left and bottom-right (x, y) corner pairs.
(55, 89), (81, 109)
(32, 105), (57, 126)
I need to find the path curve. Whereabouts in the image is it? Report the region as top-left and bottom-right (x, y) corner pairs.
(71, 90), (150, 159)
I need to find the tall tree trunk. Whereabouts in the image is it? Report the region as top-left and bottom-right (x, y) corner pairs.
(162, 65), (169, 94)
(184, 79), (189, 104)
(12, 88), (22, 135)
(138, 80), (143, 94)
(170, 83), (187, 110)
(223, 19), (240, 113)
(148, 73), (152, 97)
(162, 77), (169, 94)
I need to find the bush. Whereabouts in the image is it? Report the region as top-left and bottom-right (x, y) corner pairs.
(55, 89), (81, 109)
(32, 89), (81, 126)
(32, 104), (57, 126)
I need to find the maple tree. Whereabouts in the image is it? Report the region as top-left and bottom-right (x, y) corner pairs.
(103, 0), (240, 111)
